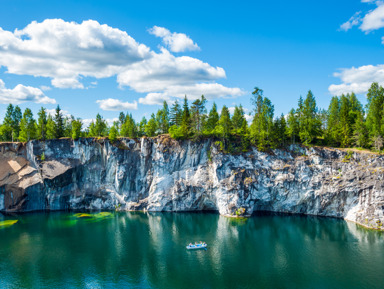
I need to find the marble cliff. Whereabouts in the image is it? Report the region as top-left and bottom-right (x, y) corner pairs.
(0, 136), (383, 230)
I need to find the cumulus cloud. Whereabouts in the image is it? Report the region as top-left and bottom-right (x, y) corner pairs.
(0, 79), (55, 104)
(117, 48), (225, 92)
(360, 3), (384, 31)
(328, 64), (384, 95)
(148, 26), (200, 52)
(138, 83), (245, 105)
(0, 19), (150, 89)
(0, 19), (242, 105)
(96, 98), (138, 111)
(341, 2), (384, 33)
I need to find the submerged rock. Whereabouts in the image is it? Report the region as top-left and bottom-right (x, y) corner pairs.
(0, 137), (383, 230)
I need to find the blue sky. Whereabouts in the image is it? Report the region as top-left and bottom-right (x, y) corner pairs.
(0, 0), (383, 125)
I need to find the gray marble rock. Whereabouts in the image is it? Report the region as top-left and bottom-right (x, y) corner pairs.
(0, 136), (383, 230)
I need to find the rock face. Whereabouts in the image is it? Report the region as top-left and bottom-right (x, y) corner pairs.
(0, 137), (383, 230)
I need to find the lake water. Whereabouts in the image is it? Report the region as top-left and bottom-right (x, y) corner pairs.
(0, 212), (383, 289)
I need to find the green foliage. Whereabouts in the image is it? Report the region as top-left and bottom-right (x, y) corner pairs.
(190, 95), (207, 135)
(121, 113), (137, 138)
(205, 102), (220, 134)
(138, 117), (147, 137)
(109, 125), (118, 143)
(156, 101), (170, 134)
(170, 100), (182, 126)
(250, 87), (274, 151)
(19, 108), (36, 142)
(299, 90), (321, 145)
(71, 119), (82, 140)
(54, 105), (65, 138)
(46, 115), (56, 140)
(37, 107), (48, 140)
(169, 125), (185, 139)
(0, 104), (22, 141)
(145, 113), (158, 137)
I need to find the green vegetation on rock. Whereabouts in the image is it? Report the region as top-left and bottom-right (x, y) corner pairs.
(0, 220), (18, 228)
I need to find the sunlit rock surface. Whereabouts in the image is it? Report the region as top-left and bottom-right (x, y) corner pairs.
(0, 136), (383, 230)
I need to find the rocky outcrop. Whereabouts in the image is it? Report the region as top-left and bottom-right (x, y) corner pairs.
(0, 137), (383, 230)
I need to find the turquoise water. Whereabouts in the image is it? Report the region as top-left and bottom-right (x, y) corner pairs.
(0, 212), (383, 289)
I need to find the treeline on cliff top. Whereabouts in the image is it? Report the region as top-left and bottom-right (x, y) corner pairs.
(1, 82), (384, 153)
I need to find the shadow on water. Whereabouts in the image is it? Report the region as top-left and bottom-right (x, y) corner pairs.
(0, 211), (383, 289)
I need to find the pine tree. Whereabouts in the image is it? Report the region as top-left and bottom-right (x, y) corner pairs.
(366, 82), (384, 140)
(71, 119), (82, 140)
(326, 96), (340, 146)
(138, 117), (147, 137)
(12, 106), (22, 141)
(250, 87), (274, 151)
(205, 102), (219, 133)
(54, 105), (65, 138)
(170, 100), (182, 126)
(1, 104), (14, 141)
(119, 112), (126, 130)
(271, 114), (288, 148)
(121, 113), (137, 138)
(190, 95), (207, 135)
(179, 95), (190, 138)
(46, 115), (56, 139)
(63, 116), (74, 138)
(286, 108), (299, 144)
(19, 108), (36, 142)
(145, 113), (157, 137)
(299, 90), (320, 145)
(156, 101), (170, 134)
(352, 111), (368, 148)
(218, 106), (232, 138)
(339, 95), (352, 147)
(232, 105), (246, 133)
(37, 107), (48, 140)
(109, 124), (118, 143)
(94, 113), (108, 136)
(88, 121), (96, 137)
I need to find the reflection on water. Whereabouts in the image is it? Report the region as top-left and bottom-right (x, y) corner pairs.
(0, 212), (383, 289)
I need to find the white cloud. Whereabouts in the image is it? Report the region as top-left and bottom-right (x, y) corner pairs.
(96, 98), (138, 111)
(0, 19), (150, 89)
(117, 48), (225, 92)
(340, 12), (362, 31)
(46, 108), (71, 118)
(138, 83), (245, 105)
(148, 26), (200, 52)
(83, 117), (118, 128)
(360, 3), (384, 31)
(329, 64), (384, 95)
(139, 93), (171, 105)
(0, 79), (55, 104)
(0, 19), (243, 105)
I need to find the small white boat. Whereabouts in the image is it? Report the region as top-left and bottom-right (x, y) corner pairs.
(186, 243), (207, 250)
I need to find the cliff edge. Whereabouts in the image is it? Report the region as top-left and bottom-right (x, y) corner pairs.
(0, 136), (383, 230)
